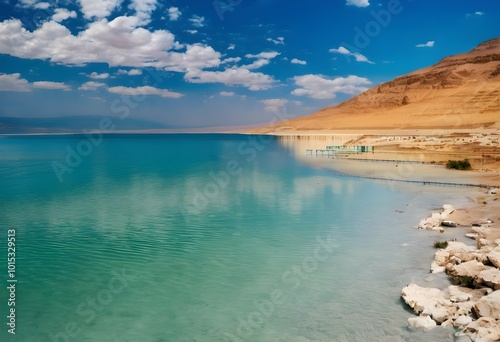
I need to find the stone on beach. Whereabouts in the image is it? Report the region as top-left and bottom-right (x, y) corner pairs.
(434, 241), (476, 267)
(476, 268), (500, 290)
(448, 260), (488, 280)
(407, 315), (437, 331)
(401, 284), (449, 314)
(464, 317), (500, 342)
(474, 291), (500, 319)
(487, 251), (500, 269)
(448, 285), (489, 303)
(418, 204), (455, 230)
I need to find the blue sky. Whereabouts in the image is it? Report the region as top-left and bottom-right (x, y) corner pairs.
(0, 0), (499, 129)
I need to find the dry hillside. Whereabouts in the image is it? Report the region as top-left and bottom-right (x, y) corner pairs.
(259, 38), (500, 132)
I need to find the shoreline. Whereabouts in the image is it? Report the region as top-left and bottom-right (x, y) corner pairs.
(277, 133), (500, 338)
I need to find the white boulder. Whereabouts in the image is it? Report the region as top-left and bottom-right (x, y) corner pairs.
(449, 260), (488, 280)
(407, 315), (437, 331)
(473, 290), (500, 319)
(476, 268), (500, 290)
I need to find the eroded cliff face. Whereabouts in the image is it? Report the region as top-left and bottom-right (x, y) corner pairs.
(258, 38), (500, 132)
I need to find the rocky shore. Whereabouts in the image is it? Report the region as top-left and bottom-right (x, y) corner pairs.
(402, 189), (500, 341)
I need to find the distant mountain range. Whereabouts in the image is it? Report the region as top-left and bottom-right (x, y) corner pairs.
(256, 37), (500, 132)
(0, 116), (173, 134)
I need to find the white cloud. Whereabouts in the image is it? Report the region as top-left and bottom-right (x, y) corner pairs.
(292, 74), (371, 99)
(242, 59), (270, 70)
(346, 0), (370, 7)
(0, 73), (31, 92)
(291, 58), (306, 65)
(33, 81), (71, 91)
(34, 2), (50, 9)
(0, 17), (276, 91)
(416, 41), (435, 48)
(185, 29), (198, 34)
(0, 17), (178, 67)
(222, 57), (241, 64)
(52, 8), (77, 22)
(475, 11), (484, 15)
(242, 51), (279, 70)
(79, 81), (106, 91)
(168, 7), (181, 21)
(228, 44), (235, 50)
(329, 46), (374, 64)
(267, 37), (284, 45)
(88, 72), (110, 79)
(189, 15), (205, 27)
(129, 0), (157, 25)
(107, 85), (183, 98)
(184, 67), (275, 91)
(117, 69), (142, 76)
(260, 98), (288, 112)
(78, 0), (123, 20)
(219, 91), (234, 96)
(245, 51), (280, 59)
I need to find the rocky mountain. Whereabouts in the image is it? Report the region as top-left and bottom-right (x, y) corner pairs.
(261, 37), (500, 132)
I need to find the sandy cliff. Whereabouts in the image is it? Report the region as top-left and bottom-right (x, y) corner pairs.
(258, 38), (500, 132)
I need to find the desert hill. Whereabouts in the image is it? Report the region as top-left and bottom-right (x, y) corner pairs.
(259, 37), (500, 132)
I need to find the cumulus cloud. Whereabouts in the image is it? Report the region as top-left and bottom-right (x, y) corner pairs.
(35, 2), (50, 9)
(329, 46), (374, 64)
(0, 73), (31, 92)
(185, 29), (198, 34)
(242, 59), (271, 70)
(416, 41), (435, 48)
(33, 81), (71, 91)
(241, 51), (280, 70)
(79, 81), (106, 90)
(228, 44), (235, 50)
(0, 16), (276, 91)
(245, 51), (280, 59)
(189, 15), (205, 27)
(107, 85), (183, 98)
(129, 0), (157, 25)
(52, 8), (77, 22)
(168, 7), (181, 21)
(346, 0), (370, 7)
(78, 0), (123, 20)
(292, 74), (371, 99)
(291, 58), (306, 65)
(0, 17), (179, 67)
(222, 57), (241, 64)
(219, 91), (234, 96)
(267, 37), (284, 45)
(19, 0), (50, 9)
(117, 69), (142, 76)
(260, 98), (288, 112)
(184, 67), (275, 91)
(0, 73), (71, 92)
(88, 72), (110, 79)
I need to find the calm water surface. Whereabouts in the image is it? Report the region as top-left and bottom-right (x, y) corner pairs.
(0, 134), (470, 341)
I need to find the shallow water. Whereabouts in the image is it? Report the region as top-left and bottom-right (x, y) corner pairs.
(0, 134), (471, 341)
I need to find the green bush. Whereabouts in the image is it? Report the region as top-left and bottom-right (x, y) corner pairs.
(455, 275), (474, 288)
(446, 159), (471, 170)
(433, 241), (448, 249)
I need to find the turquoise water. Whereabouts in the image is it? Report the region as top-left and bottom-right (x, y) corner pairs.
(0, 134), (469, 341)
